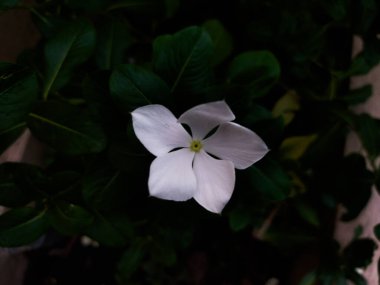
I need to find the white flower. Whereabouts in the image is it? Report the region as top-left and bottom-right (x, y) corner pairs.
(131, 101), (268, 213)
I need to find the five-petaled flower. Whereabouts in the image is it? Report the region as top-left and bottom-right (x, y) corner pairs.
(131, 101), (268, 213)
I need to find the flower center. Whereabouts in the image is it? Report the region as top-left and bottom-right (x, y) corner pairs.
(190, 140), (203, 152)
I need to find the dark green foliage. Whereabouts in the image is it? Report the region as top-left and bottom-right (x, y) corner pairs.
(249, 156), (291, 201)
(0, 207), (48, 247)
(1, 0), (380, 284)
(343, 238), (377, 269)
(110, 64), (170, 112)
(0, 0), (19, 9)
(0, 63), (39, 152)
(0, 163), (43, 207)
(228, 51), (280, 98)
(27, 101), (107, 155)
(95, 17), (134, 70)
(48, 201), (94, 235)
(153, 26), (213, 94)
(42, 20), (96, 99)
(332, 154), (374, 221)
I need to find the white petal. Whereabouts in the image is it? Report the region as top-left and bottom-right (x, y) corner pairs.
(193, 151), (235, 213)
(131, 105), (191, 156)
(148, 148), (196, 201)
(178, 101), (235, 140)
(203, 122), (269, 169)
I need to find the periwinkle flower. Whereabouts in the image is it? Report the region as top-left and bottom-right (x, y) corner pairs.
(131, 101), (268, 213)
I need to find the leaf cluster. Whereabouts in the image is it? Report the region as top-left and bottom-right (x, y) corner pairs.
(1, 0), (380, 284)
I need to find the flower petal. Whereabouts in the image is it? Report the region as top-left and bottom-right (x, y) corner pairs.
(148, 148), (196, 201)
(193, 151), (235, 213)
(131, 105), (191, 156)
(178, 101), (235, 140)
(203, 122), (268, 169)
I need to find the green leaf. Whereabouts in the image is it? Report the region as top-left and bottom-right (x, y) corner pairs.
(249, 157), (291, 201)
(374, 224), (380, 241)
(203, 19), (233, 66)
(43, 20), (96, 100)
(27, 101), (107, 155)
(117, 240), (147, 282)
(334, 154), (373, 221)
(0, 163), (43, 207)
(280, 134), (318, 160)
(0, 207), (48, 247)
(95, 18), (133, 70)
(228, 206), (252, 231)
(150, 240), (177, 267)
(320, 0), (347, 21)
(0, 0), (19, 9)
(49, 201), (94, 235)
(343, 238), (377, 269)
(66, 0), (108, 11)
(164, 0), (179, 17)
(0, 63), (39, 152)
(346, 271), (366, 285)
(82, 168), (124, 211)
(228, 51), (280, 98)
(85, 211), (133, 247)
(295, 201), (320, 227)
(340, 84), (372, 105)
(272, 90), (300, 125)
(340, 39), (380, 78)
(244, 107), (284, 149)
(0, 123), (26, 154)
(299, 271), (317, 285)
(353, 114), (380, 160)
(153, 26), (213, 93)
(110, 64), (170, 112)
(352, 0), (378, 33)
(46, 171), (82, 198)
(107, 0), (157, 11)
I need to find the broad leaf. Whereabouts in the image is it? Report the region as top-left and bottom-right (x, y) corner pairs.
(228, 206), (252, 231)
(203, 19), (233, 65)
(95, 18), (133, 70)
(66, 0), (108, 11)
(82, 168), (125, 211)
(85, 211), (133, 247)
(117, 240), (147, 282)
(228, 51), (280, 98)
(249, 157), (291, 201)
(0, 0), (19, 9)
(165, 0), (179, 17)
(0, 207), (48, 247)
(107, 0), (157, 11)
(352, 0), (378, 33)
(153, 26), (213, 93)
(353, 113), (380, 160)
(280, 134), (318, 160)
(272, 90), (300, 125)
(49, 201), (94, 235)
(43, 20), (96, 99)
(374, 224), (380, 241)
(27, 101), (107, 155)
(343, 238), (377, 269)
(0, 162), (43, 207)
(340, 39), (380, 78)
(334, 154), (373, 221)
(340, 84), (372, 105)
(0, 123), (26, 155)
(110, 64), (170, 112)
(0, 63), (39, 152)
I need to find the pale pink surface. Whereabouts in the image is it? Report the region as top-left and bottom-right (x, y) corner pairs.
(334, 36), (380, 285)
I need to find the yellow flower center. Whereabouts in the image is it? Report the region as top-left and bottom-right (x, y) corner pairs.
(190, 140), (203, 152)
